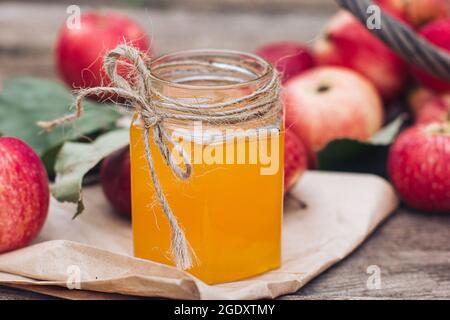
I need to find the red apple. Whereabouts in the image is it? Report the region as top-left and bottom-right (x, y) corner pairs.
(100, 147), (131, 217)
(314, 11), (408, 101)
(416, 94), (450, 124)
(388, 122), (450, 212)
(284, 129), (308, 191)
(255, 42), (316, 83)
(0, 137), (49, 253)
(56, 11), (151, 90)
(411, 19), (450, 92)
(284, 66), (384, 162)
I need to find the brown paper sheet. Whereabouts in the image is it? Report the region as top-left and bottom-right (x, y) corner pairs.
(0, 171), (398, 299)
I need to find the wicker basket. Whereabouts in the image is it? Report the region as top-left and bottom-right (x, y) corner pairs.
(336, 0), (450, 81)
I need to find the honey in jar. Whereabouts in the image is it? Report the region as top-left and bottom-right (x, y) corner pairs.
(130, 50), (283, 284)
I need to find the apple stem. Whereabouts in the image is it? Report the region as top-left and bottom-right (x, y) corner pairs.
(317, 84), (330, 93)
(425, 121), (450, 135)
(286, 192), (308, 209)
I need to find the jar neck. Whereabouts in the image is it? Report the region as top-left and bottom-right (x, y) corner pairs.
(143, 49), (281, 132)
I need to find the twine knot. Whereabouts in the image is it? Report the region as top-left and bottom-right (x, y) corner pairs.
(38, 45), (281, 270)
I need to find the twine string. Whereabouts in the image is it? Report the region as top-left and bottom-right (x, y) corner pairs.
(38, 45), (281, 270)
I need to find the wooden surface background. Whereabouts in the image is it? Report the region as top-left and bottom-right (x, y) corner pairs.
(0, 1), (449, 300)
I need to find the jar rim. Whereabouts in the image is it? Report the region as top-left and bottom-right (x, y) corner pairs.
(148, 49), (273, 90)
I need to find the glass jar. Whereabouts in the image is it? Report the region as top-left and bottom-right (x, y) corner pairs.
(130, 49), (283, 284)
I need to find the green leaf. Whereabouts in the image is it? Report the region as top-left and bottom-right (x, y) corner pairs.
(51, 129), (130, 218)
(0, 77), (121, 158)
(317, 114), (407, 176)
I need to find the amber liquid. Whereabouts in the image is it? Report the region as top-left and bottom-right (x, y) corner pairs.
(130, 97), (283, 284)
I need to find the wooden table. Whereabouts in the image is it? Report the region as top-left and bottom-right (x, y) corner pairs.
(1, 2), (449, 300)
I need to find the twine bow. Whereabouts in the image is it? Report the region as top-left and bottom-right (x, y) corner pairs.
(38, 45), (281, 270)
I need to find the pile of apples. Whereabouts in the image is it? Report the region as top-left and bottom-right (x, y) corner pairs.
(256, 0), (450, 212)
(56, 2), (449, 215)
(2, 1), (448, 257)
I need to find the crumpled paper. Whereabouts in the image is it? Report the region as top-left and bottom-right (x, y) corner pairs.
(0, 171), (398, 299)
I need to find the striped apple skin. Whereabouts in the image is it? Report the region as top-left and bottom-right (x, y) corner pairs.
(0, 137), (49, 253)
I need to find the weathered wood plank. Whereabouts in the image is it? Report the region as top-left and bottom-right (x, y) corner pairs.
(0, 0), (338, 13)
(0, 285), (55, 300)
(0, 3), (331, 79)
(284, 208), (450, 299)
